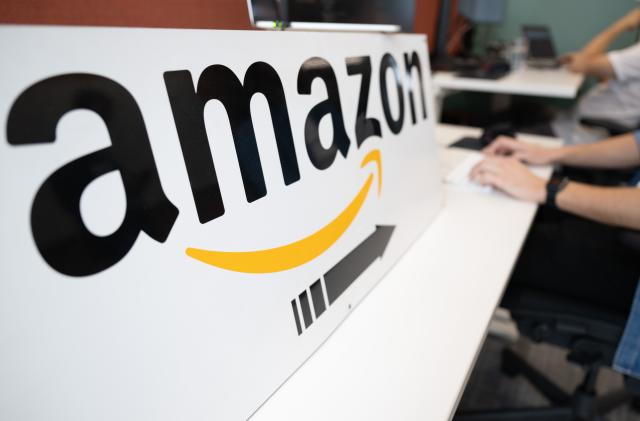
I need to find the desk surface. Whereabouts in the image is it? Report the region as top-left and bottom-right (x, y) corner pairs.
(251, 125), (558, 421)
(433, 67), (584, 99)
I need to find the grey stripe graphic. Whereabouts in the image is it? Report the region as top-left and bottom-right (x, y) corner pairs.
(310, 279), (326, 318)
(291, 299), (302, 335)
(298, 290), (313, 328)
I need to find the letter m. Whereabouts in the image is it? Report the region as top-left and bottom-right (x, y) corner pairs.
(164, 62), (300, 224)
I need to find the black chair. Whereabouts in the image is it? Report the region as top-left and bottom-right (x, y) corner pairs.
(454, 284), (640, 421)
(454, 123), (640, 419)
(579, 118), (637, 137)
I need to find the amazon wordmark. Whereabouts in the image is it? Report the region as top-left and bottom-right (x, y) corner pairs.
(6, 51), (427, 277)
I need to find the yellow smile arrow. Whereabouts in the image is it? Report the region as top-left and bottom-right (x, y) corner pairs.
(186, 149), (382, 273)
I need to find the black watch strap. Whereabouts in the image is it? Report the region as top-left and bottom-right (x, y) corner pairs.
(546, 176), (570, 208)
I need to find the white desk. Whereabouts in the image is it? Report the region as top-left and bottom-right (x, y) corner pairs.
(433, 67), (584, 99)
(251, 125), (558, 421)
(432, 67), (584, 121)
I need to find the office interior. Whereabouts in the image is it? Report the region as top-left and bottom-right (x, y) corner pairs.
(1, 1), (640, 421)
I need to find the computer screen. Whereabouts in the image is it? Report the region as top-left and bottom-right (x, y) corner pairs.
(247, 0), (284, 25)
(290, 0), (413, 31)
(248, 0), (414, 32)
(523, 25), (557, 59)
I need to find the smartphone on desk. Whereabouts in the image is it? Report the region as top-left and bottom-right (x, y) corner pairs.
(448, 123), (517, 152)
(448, 137), (485, 151)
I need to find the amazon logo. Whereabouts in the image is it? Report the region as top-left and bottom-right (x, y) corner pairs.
(6, 51), (428, 277)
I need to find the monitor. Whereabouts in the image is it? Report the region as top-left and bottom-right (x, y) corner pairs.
(523, 25), (557, 59)
(247, 0), (284, 27)
(248, 0), (414, 32)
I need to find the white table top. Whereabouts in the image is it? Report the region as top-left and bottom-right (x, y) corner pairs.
(251, 124), (558, 421)
(433, 66), (584, 99)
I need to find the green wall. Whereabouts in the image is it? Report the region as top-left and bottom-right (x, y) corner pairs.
(477, 0), (639, 54)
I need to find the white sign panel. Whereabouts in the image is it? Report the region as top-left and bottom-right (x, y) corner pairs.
(0, 26), (442, 420)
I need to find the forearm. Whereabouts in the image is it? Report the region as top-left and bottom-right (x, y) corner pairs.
(550, 133), (640, 169)
(557, 182), (640, 230)
(581, 19), (629, 57)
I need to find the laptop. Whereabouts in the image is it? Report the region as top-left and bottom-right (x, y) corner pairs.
(247, 0), (412, 32)
(522, 25), (561, 69)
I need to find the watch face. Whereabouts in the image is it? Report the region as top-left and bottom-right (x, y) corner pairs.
(558, 177), (570, 190)
(546, 176), (567, 208)
(547, 177), (569, 205)
(549, 177), (562, 188)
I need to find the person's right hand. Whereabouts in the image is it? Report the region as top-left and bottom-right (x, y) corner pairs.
(559, 52), (577, 65)
(559, 52), (589, 73)
(482, 136), (557, 166)
(620, 8), (640, 31)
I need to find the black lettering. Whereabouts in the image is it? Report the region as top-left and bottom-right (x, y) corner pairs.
(6, 74), (179, 277)
(164, 62), (300, 224)
(379, 53), (405, 135)
(403, 51), (428, 124)
(298, 57), (351, 170)
(346, 56), (381, 148)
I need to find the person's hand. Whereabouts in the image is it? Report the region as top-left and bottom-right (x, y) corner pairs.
(483, 136), (557, 165)
(470, 156), (547, 203)
(559, 52), (589, 73)
(619, 8), (640, 31)
(559, 52), (574, 64)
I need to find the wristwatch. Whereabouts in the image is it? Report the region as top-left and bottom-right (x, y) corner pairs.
(545, 176), (570, 208)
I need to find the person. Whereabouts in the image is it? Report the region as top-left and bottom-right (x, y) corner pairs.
(470, 132), (640, 379)
(553, 8), (640, 144)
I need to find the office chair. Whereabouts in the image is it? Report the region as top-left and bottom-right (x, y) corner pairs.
(454, 125), (640, 420)
(579, 118), (639, 138)
(455, 283), (640, 421)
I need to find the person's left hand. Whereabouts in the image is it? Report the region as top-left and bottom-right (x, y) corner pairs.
(470, 156), (546, 203)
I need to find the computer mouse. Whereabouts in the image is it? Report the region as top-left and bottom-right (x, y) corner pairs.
(479, 122), (517, 147)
